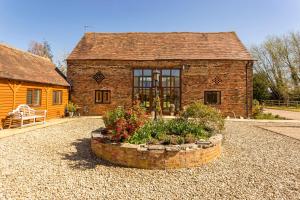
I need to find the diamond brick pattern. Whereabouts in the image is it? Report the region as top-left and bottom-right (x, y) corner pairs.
(93, 71), (105, 84)
(212, 76), (222, 85)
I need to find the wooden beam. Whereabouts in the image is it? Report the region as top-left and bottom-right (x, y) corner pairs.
(8, 81), (22, 109)
(44, 87), (50, 111)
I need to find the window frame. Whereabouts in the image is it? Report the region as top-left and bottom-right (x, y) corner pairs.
(95, 90), (111, 104)
(52, 90), (63, 105)
(204, 91), (221, 105)
(26, 88), (42, 107)
(132, 68), (181, 112)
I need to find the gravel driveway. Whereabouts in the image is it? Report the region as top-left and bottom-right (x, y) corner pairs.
(0, 118), (299, 200)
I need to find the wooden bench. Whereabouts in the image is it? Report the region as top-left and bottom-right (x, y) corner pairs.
(7, 104), (47, 128)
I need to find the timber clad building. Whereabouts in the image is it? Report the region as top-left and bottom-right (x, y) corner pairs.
(67, 32), (254, 117)
(0, 44), (69, 124)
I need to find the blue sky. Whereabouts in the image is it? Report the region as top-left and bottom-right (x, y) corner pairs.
(1, 0), (300, 64)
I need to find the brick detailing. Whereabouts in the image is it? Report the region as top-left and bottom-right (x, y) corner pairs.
(91, 134), (222, 169)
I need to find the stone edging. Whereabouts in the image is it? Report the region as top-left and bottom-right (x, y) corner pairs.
(91, 132), (222, 169)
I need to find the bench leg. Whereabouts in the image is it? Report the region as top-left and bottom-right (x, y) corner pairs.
(21, 118), (23, 127)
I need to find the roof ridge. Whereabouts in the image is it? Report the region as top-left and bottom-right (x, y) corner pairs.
(85, 31), (236, 35)
(0, 43), (52, 62)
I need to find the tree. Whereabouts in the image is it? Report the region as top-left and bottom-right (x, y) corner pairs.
(253, 72), (271, 101)
(28, 40), (53, 61)
(250, 31), (300, 101)
(56, 52), (68, 77)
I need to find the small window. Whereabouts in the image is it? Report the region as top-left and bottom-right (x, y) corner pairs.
(95, 90), (111, 104)
(204, 91), (221, 105)
(26, 89), (41, 106)
(53, 90), (62, 105)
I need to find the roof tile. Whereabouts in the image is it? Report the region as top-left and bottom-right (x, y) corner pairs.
(68, 32), (253, 61)
(0, 44), (69, 86)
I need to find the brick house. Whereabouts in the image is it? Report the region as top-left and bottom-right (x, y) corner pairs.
(67, 32), (254, 117)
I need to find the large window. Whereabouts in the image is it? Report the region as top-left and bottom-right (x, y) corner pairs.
(53, 90), (62, 105)
(27, 89), (41, 107)
(204, 91), (221, 105)
(95, 90), (111, 104)
(133, 69), (181, 113)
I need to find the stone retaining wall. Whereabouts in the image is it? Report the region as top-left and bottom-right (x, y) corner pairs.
(91, 133), (222, 169)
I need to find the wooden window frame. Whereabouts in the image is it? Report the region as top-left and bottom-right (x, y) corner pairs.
(52, 90), (63, 105)
(26, 88), (42, 107)
(204, 91), (221, 105)
(132, 68), (181, 113)
(95, 90), (111, 104)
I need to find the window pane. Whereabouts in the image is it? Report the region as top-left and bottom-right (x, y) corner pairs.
(134, 77), (139, 87)
(205, 91), (221, 105)
(53, 91), (62, 104)
(162, 69), (170, 76)
(171, 69), (180, 77)
(174, 77), (180, 87)
(59, 91), (62, 104)
(134, 69), (142, 76)
(53, 91), (56, 104)
(143, 77), (152, 88)
(27, 90), (33, 105)
(34, 90), (41, 106)
(99, 91), (102, 102)
(143, 89), (150, 108)
(143, 69), (151, 76)
(95, 91), (101, 103)
(162, 77), (170, 87)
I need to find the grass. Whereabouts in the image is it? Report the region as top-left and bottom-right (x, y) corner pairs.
(264, 106), (300, 112)
(253, 112), (285, 120)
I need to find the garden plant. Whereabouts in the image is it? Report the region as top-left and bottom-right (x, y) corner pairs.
(102, 101), (225, 145)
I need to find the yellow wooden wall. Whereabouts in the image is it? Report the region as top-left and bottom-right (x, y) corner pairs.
(0, 78), (69, 124)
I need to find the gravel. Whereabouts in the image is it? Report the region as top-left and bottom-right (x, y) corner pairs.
(0, 118), (299, 200)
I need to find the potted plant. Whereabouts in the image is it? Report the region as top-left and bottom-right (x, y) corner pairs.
(169, 104), (175, 116)
(67, 102), (77, 117)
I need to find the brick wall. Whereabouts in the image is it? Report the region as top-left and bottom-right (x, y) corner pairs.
(67, 59), (253, 117)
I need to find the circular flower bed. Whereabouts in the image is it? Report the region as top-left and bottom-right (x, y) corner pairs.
(91, 101), (224, 169)
(91, 132), (222, 169)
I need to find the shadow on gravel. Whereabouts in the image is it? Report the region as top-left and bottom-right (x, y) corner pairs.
(61, 138), (116, 170)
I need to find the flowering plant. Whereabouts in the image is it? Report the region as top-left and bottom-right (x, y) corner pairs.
(103, 100), (149, 142)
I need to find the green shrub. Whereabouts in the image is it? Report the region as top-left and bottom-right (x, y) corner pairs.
(180, 102), (224, 133)
(103, 106), (125, 129)
(128, 120), (166, 144)
(252, 100), (284, 120)
(128, 118), (211, 144)
(184, 133), (196, 144)
(66, 102), (77, 112)
(253, 112), (284, 120)
(176, 136), (185, 145)
(252, 99), (263, 116)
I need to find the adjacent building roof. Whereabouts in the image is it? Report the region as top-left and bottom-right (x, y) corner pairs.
(67, 32), (253, 61)
(0, 44), (69, 86)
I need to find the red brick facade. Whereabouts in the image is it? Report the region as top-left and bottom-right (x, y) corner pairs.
(67, 59), (253, 117)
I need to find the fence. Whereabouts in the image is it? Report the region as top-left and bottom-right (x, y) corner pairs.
(262, 100), (300, 107)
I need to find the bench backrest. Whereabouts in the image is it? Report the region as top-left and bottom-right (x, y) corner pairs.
(10, 104), (36, 117)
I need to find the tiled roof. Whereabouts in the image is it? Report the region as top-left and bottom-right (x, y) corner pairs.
(0, 44), (69, 86)
(67, 32), (253, 61)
